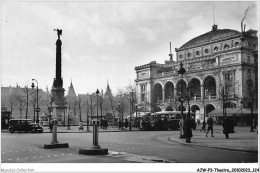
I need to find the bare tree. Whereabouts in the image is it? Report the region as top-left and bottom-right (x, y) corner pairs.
(78, 97), (82, 122)
(24, 85), (30, 119)
(16, 92), (25, 119)
(108, 95), (116, 126)
(99, 94), (104, 127)
(4, 91), (17, 119)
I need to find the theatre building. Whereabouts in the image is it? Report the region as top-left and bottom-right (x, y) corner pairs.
(135, 24), (258, 124)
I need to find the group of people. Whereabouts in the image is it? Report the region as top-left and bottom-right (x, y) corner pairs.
(118, 118), (141, 130)
(180, 115), (238, 143)
(100, 118), (108, 129)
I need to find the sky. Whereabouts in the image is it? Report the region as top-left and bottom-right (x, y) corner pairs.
(1, 1), (258, 95)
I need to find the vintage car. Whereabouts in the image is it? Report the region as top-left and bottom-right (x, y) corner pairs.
(8, 119), (43, 133)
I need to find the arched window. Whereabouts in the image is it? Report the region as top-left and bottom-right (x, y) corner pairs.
(234, 42), (239, 47)
(214, 46), (218, 51)
(187, 52), (191, 57)
(196, 51), (200, 55)
(224, 44), (230, 49)
(204, 49), (209, 54)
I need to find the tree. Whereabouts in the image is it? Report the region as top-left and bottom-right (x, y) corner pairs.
(4, 90), (17, 119)
(108, 95), (115, 125)
(23, 85), (30, 119)
(99, 94), (104, 127)
(30, 89), (37, 122)
(16, 92), (25, 119)
(90, 95), (94, 119)
(78, 97), (82, 122)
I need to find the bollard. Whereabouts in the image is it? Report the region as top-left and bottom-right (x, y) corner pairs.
(44, 102), (69, 149)
(92, 119), (100, 149)
(51, 119), (59, 144)
(79, 118), (108, 155)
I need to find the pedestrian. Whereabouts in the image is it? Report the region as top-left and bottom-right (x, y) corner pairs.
(104, 118), (108, 129)
(78, 120), (84, 132)
(118, 120), (122, 129)
(125, 118), (128, 130)
(192, 116), (196, 130)
(129, 119), (132, 131)
(200, 120), (206, 132)
(140, 118), (143, 130)
(179, 117), (184, 138)
(184, 113), (193, 143)
(222, 116), (231, 139)
(49, 122), (53, 132)
(197, 119), (201, 126)
(206, 115), (214, 137)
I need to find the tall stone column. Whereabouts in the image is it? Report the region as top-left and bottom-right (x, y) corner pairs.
(44, 29), (69, 149)
(174, 86), (177, 97)
(162, 89), (165, 102)
(201, 85), (204, 100)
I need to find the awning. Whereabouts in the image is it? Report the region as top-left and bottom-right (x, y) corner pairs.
(127, 112), (150, 118)
(208, 108), (255, 117)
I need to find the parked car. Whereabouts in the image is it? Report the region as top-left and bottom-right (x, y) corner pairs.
(8, 119), (43, 133)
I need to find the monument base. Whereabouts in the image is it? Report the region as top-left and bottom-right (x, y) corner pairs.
(79, 147), (108, 155)
(44, 143), (69, 149)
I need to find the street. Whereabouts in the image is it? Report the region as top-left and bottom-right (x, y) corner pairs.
(1, 130), (257, 163)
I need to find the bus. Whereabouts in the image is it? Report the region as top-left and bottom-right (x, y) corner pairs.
(150, 111), (194, 130)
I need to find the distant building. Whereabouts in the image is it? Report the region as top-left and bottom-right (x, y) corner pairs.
(67, 80), (77, 102)
(1, 85), (48, 119)
(104, 81), (112, 98)
(135, 24), (258, 124)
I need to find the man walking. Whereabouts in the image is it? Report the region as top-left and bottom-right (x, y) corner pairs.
(222, 116), (231, 139)
(206, 115), (214, 137)
(179, 117), (184, 138)
(184, 114), (193, 143)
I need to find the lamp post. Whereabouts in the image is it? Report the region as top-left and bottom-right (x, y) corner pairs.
(222, 87), (227, 117)
(96, 89), (99, 118)
(186, 87), (191, 117)
(177, 62), (186, 119)
(135, 103), (138, 119)
(31, 79), (40, 124)
(86, 98), (89, 131)
(117, 103), (124, 130)
(67, 111), (71, 130)
(240, 100), (243, 125)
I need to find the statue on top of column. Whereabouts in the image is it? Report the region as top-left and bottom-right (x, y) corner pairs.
(54, 29), (62, 39)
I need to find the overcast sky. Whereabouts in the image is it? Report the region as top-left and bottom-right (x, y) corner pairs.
(1, 1), (258, 95)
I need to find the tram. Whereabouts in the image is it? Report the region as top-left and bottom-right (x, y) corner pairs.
(147, 111), (194, 131)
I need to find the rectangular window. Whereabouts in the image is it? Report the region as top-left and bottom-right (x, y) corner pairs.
(247, 56), (251, 63)
(225, 73), (233, 82)
(141, 85), (146, 92)
(141, 93), (145, 101)
(140, 84), (146, 101)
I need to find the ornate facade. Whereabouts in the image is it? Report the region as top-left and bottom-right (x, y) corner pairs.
(135, 24), (258, 120)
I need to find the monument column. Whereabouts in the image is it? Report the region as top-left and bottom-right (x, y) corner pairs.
(44, 29), (69, 149)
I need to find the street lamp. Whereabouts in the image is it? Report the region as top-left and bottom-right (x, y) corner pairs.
(31, 79), (40, 124)
(135, 103), (138, 119)
(96, 89), (100, 119)
(186, 87), (191, 117)
(222, 87), (227, 117)
(177, 62), (186, 118)
(117, 102), (123, 130)
(240, 99), (244, 125)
